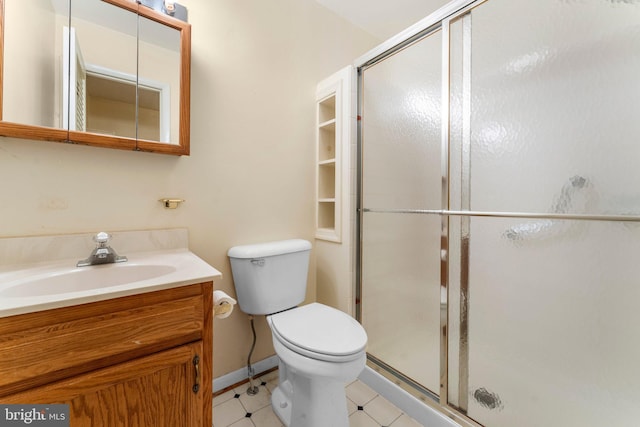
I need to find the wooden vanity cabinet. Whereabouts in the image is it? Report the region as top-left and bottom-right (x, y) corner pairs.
(0, 282), (213, 427)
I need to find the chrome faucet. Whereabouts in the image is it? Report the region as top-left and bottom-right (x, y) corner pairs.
(77, 232), (128, 267)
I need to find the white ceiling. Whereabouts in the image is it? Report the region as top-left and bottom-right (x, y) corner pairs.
(315, 0), (451, 40)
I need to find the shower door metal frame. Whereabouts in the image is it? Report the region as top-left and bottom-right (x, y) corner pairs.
(356, 18), (446, 404)
(355, 2), (486, 426)
(356, 0), (640, 425)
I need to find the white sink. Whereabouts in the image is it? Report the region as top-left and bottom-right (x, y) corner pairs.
(0, 248), (222, 318)
(0, 264), (177, 298)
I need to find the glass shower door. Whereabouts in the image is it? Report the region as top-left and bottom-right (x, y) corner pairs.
(360, 28), (443, 395)
(359, 0), (640, 426)
(447, 0), (640, 426)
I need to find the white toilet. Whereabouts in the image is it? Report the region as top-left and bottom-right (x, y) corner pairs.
(228, 239), (367, 427)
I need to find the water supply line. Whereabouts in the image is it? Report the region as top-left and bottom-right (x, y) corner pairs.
(246, 315), (260, 395)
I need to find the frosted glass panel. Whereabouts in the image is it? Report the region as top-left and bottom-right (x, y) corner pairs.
(462, 216), (640, 427)
(361, 213), (442, 393)
(452, 0), (640, 216)
(362, 30), (442, 210)
(360, 28), (443, 394)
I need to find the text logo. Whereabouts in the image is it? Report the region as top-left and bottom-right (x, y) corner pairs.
(0, 405), (69, 426)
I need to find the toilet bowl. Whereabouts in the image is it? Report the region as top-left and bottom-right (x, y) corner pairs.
(267, 303), (367, 427)
(227, 240), (368, 427)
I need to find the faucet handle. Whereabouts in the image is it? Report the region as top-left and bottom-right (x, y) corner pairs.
(94, 232), (111, 245)
(77, 232), (126, 267)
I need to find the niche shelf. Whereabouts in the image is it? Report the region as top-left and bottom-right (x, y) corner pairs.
(315, 72), (346, 242)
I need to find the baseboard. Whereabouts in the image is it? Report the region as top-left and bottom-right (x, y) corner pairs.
(213, 355), (279, 393)
(358, 366), (459, 427)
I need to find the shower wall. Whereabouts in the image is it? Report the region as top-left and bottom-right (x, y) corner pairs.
(359, 0), (640, 426)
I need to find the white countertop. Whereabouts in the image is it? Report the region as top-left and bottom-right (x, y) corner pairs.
(0, 247), (222, 319)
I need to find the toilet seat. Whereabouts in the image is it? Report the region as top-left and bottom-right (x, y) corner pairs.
(268, 303), (367, 362)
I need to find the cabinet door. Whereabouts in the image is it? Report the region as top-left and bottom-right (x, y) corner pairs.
(2, 342), (204, 427)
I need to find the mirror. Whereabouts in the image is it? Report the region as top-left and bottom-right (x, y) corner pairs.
(137, 13), (182, 146)
(0, 0), (191, 155)
(66, 0), (138, 138)
(1, 0), (67, 135)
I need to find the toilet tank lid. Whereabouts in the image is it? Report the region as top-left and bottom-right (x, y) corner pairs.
(227, 239), (312, 259)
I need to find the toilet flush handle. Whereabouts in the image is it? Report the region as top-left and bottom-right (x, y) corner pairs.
(251, 258), (265, 267)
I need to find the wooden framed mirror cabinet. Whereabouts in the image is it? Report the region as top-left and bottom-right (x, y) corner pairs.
(0, 0), (191, 155)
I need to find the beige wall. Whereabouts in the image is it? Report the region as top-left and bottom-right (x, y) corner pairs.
(0, 0), (376, 377)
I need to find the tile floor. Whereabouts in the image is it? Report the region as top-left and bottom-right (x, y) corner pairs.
(213, 370), (424, 427)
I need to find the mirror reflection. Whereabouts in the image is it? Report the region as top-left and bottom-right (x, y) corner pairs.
(2, 0), (183, 145)
(138, 14), (182, 144)
(2, 0), (66, 129)
(67, 0), (138, 137)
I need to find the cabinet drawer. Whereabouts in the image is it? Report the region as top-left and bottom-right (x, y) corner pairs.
(0, 285), (206, 397)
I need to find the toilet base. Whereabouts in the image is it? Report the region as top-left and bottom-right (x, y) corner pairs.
(271, 386), (292, 425)
(270, 377), (349, 427)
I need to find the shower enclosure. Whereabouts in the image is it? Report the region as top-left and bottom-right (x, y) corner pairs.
(356, 0), (640, 426)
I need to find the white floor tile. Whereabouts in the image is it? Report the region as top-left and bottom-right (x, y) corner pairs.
(346, 380), (379, 406)
(349, 410), (382, 427)
(213, 398), (247, 427)
(238, 387), (272, 413)
(265, 381), (278, 393)
(213, 376), (421, 427)
(348, 397), (359, 415)
(364, 395), (403, 426)
(214, 390), (237, 407)
(250, 405), (284, 427)
(228, 418), (254, 427)
(259, 370), (279, 393)
(390, 414), (425, 427)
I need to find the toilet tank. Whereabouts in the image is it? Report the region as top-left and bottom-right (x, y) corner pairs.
(227, 239), (312, 315)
